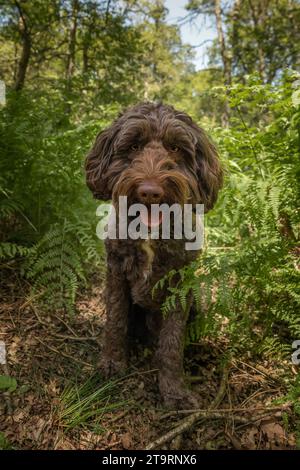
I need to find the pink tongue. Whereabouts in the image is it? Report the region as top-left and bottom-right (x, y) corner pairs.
(140, 209), (162, 228)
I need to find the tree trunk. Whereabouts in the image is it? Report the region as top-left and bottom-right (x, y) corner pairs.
(248, 0), (267, 82)
(214, 0), (231, 127)
(230, 0), (241, 63)
(14, 1), (31, 91)
(82, 41), (89, 75)
(65, 0), (79, 112)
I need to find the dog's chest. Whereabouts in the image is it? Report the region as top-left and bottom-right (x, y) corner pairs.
(125, 238), (195, 310)
(107, 237), (198, 310)
(140, 239), (155, 278)
(125, 239), (163, 308)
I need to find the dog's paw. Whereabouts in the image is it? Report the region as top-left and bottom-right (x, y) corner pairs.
(159, 374), (199, 409)
(98, 356), (127, 379)
(162, 388), (199, 410)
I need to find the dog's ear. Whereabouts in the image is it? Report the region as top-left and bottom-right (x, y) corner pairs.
(85, 124), (119, 200)
(193, 126), (223, 212)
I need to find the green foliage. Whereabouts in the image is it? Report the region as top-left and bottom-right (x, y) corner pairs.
(58, 373), (128, 431)
(0, 89), (107, 312)
(0, 242), (31, 260)
(24, 220), (104, 314)
(0, 0), (299, 442)
(282, 372), (300, 448)
(0, 375), (17, 392)
(0, 90), (112, 239)
(158, 76), (300, 360)
(133, 0), (193, 101)
(186, 0), (300, 84)
(0, 432), (13, 450)
(227, 0), (300, 83)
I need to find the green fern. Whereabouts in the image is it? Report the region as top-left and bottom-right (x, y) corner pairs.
(0, 242), (31, 260)
(25, 220), (104, 314)
(0, 184), (37, 233)
(157, 167), (299, 360)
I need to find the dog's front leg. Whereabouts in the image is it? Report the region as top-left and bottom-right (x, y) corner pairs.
(155, 304), (199, 409)
(99, 261), (129, 378)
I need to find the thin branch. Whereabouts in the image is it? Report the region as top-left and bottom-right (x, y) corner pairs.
(160, 403), (292, 420)
(35, 337), (93, 368)
(190, 39), (214, 49)
(146, 363), (229, 450)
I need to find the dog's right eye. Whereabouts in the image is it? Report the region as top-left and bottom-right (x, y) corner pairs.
(131, 144), (140, 151)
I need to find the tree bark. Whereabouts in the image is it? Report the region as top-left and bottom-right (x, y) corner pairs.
(65, 0), (79, 111)
(230, 0), (246, 82)
(82, 41), (89, 75)
(214, 0), (231, 127)
(14, 1), (31, 91)
(248, 0), (267, 82)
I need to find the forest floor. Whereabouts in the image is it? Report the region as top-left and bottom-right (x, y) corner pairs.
(0, 269), (298, 450)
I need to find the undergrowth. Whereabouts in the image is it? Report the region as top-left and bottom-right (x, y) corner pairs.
(58, 373), (129, 432)
(157, 75), (300, 365)
(0, 75), (299, 384)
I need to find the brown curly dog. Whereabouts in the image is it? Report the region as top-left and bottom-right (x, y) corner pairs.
(85, 102), (223, 408)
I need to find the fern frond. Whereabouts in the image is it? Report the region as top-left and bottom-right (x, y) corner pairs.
(0, 242), (31, 260)
(24, 219), (103, 314)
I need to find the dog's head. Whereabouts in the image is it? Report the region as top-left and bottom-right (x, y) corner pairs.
(85, 103), (223, 224)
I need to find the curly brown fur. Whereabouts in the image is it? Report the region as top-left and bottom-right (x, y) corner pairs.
(85, 102), (223, 408)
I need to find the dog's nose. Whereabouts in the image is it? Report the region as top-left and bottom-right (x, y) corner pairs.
(137, 181), (164, 204)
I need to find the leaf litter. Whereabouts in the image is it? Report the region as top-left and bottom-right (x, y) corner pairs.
(0, 268), (298, 450)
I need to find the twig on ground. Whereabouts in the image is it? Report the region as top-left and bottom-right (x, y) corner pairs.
(35, 337), (93, 368)
(31, 305), (48, 326)
(19, 291), (46, 311)
(225, 431), (242, 450)
(240, 388), (282, 407)
(159, 403), (291, 420)
(53, 314), (79, 337)
(104, 439), (122, 449)
(234, 410), (287, 431)
(146, 363), (230, 450)
(149, 407), (289, 450)
(108, 397), (143, 423)
(29, 305), (99, 342)
(234, 359), (285, 386)
(51, 332), (99, 342)
(186, 375), (203, 383)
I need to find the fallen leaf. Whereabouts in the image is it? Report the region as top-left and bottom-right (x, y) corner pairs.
(261, 421), (286, 444)
(121, 432), (132, 449)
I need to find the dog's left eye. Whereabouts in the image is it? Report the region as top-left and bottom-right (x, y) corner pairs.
(170, 145), (179, 153)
